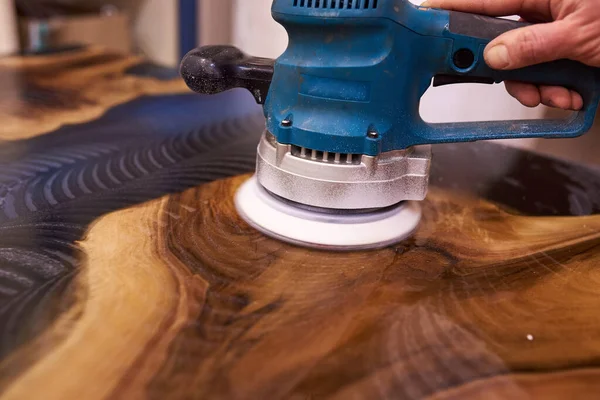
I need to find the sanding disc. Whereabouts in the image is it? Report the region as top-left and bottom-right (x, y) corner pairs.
(234, 176), (422, 251)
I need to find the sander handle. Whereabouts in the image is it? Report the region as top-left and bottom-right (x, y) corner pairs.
(180, 45), (274, 104)
(417, 7), (600, 145)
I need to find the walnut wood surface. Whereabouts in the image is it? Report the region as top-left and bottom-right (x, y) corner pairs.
(1, 47), (600, 399)
(0, 46), (188, 140)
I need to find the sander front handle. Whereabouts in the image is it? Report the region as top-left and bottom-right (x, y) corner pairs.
(180, 45), (274, 105)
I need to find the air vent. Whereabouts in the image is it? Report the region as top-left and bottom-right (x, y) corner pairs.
(291, 145), (361, 165)
(292, 0), (379, 9)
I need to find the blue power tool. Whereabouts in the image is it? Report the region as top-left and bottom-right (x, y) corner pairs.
(181, 0), (600, 250)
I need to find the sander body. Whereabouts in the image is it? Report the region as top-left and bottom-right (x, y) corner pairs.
(181, 0), (600, 250)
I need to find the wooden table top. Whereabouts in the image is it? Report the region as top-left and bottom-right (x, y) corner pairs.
(1, 47), (600, 400)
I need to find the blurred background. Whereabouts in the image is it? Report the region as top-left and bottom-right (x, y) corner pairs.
(0, 0), (598, 165)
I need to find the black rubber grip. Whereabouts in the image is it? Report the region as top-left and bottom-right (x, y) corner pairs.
(449, 11), (530, 40)
(180, 45), (275, 104)
(433, 74), (494, 87)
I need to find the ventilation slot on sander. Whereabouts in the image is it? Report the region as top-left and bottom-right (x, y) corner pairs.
(291, 145), (361, 165)
(293, 0), (378, 9)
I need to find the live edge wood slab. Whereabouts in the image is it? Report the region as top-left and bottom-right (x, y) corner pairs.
(1, 47), (600, 400)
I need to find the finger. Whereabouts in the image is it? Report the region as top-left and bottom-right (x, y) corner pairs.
(505, 81), (541, 107)
(420, 0), (553, 20)
(571, 90), (584, 111)
(539, 85), (583, 110)
(484, 20), (574, 70)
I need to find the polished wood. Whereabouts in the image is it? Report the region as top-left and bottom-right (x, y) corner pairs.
(1, 47), (600, 399)
(0, 46), (187, 140)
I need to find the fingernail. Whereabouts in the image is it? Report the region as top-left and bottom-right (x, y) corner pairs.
(485, 45), (510, 69)
(420, 1), (431, 7)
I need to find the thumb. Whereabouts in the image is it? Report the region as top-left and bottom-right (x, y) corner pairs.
(484, 20), (574, 70)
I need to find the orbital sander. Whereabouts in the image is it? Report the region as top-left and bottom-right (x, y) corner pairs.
(181, 0), (600, 250)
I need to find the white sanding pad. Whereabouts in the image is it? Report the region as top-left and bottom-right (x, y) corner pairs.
(234, 176), (422, 251)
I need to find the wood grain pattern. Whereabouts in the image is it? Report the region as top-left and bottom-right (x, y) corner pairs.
(0, 46), (188, 140)
(1, 47), (600, 399)
(6, 175), (600, 399)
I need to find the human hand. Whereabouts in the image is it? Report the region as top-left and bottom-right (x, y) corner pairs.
(421, 0), (600, 110)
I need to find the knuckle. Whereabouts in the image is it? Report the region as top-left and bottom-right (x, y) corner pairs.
(514, 29), (545, 64)
(569, 18), (600, 66)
